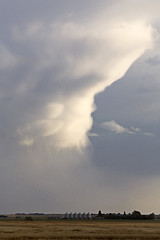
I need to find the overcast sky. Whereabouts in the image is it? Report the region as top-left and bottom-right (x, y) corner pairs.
(0, 0), (160, 214)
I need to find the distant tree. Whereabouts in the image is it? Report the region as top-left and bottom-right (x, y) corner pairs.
(97, 210), (155, 221)
(132, 210), (141, 216)
(122, 211), (127, 219)
(149, 213), (155, 220)
(131, 210), (142, 220)
(98, 210), (102, 216)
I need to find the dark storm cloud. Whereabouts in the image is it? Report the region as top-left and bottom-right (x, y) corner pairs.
(0, 0), (160, 214)
(92, 56), (160, 179)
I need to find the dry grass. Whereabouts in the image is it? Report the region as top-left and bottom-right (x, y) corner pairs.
(0, 220), (160, 239)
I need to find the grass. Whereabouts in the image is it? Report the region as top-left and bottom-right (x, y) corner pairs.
(0, 220), (160, 239)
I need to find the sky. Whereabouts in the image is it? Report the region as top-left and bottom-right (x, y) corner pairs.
(0, 0), (160, 214)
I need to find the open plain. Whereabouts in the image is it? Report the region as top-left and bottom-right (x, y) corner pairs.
(0, 220), (160, 239)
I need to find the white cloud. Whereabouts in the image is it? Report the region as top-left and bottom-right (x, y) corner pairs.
(143, 132), (154, 137)
(101, 121), (154, 137)
(0, 0), (159, 150)
(17, 127), (35, 146)
(19, 137), (34, 146)
(131, 127), (141, 133)
(101, 121), (133, 134)
(131, 127), (155, 137)
(88, 132), (99, 137)
(11, 18), (154, 149)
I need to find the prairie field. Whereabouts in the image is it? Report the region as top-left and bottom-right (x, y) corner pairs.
(0, 220), (160, 240)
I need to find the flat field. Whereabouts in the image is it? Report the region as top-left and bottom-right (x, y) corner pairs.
(0, 220), (160, 239)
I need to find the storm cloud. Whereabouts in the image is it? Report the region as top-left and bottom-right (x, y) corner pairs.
(0, 0), (160, 214)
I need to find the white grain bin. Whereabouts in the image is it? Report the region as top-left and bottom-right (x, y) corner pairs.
(63, 212), (69, 219)
(82, 212), (86, 219)
(69, 212), (73, 219)
(73, 212), (77, 219)
(86, 212), (91, 219)
(77, 212), (82, 219)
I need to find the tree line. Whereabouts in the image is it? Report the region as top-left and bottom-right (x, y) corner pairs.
(97, 210), (155, 220)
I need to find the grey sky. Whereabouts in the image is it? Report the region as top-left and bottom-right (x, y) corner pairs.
(0, 0), (160, 214)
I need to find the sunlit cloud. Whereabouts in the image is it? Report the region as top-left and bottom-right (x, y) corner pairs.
(88, 132), (99, 137)
(101, 121), (154, 137)
(19, 137), (34, 146)
(12, 19), (154, 149)
(101, 121), (134, 134)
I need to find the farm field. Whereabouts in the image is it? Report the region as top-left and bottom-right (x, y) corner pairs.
(0, 220), (160, 239)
